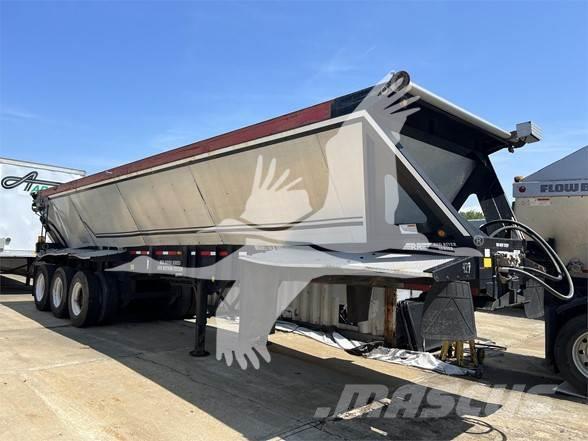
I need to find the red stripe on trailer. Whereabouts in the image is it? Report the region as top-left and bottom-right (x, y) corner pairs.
(402, 283), (432, 292)
(155, 250), (182, 256)
(40, 101), (334, 197)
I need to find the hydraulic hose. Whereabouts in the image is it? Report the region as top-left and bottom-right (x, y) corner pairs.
(489, 225), (563, 282)
(480, 219), (574, 301)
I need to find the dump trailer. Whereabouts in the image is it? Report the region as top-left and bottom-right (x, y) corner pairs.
(0, 157), (84, 279)
(30, 71), (580, 388)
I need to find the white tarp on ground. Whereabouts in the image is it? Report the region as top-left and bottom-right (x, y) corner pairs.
(275, 321), (474, 376)
(364, 347), (473, 376)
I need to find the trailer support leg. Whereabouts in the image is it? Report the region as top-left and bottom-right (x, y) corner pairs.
(384, 287), (397, 348)
(190, 280), (210, 357)
(25, 258), (31, 286)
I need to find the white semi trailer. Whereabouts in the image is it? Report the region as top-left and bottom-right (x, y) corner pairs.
(513, 146), (588, 394)
(0, 157), (84, 279)
(28, 71), (582, 390)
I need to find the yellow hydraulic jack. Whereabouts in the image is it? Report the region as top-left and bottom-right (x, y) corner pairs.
(439, 340), (485, 372)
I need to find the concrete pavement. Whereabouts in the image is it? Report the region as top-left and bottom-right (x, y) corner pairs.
(1, 275), (586, 440)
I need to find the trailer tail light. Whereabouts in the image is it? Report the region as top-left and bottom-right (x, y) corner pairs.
(154, 250), (183, 256)
(131, 250), (150, 255)
(218, 250), (229, 257)
(198, 250), (216, 257)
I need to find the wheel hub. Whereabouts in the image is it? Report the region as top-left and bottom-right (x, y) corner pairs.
(52, 277), (63, 306)
(34, 273), (45, 302)
(71, 281), (83, 316)
(572, 331), (588, 378)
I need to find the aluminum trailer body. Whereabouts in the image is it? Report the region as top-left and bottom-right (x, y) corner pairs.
(36, 74), (521, 253)
(30, 71), (580, 387)
(0, 157), (84, 277)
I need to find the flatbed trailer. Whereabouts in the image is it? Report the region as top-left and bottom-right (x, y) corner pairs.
(29, 71), (581, 389)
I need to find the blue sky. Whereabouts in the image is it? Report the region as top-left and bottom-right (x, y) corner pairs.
(1, 1), (587, 204)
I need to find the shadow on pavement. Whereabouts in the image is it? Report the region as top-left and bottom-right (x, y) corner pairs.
(0, 275), (31, 295)
(1, 284), (573, 440)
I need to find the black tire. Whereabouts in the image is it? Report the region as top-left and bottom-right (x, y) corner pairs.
(554, 315), (588, 394)
(161, 285), (194, 320)
(68, 270), (101, 327)
(49, 266), (74, 318)
(32, 264), (55, 311)
(95, 272), (119, 325)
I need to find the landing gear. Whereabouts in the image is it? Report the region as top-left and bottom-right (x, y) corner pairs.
(190, 280), (210, 357)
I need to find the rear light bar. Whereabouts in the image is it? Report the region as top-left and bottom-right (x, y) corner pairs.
(188, 250), (230, 257)
(194, 250), (216, 257)
(154, 250), (183, 256)
(132, 249), (230, 257)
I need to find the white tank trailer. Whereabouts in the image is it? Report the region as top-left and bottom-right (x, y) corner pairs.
(29, 71), (584, 390)
(513, 146), (588, 393)
(514, 146), (588, 273)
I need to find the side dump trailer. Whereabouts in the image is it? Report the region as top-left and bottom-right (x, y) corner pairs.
(30, 71), (582, 390)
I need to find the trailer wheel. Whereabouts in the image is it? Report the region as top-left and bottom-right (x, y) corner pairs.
(68, 270), (101, 327)
(49, 266), (74, 318)
(554, 315), (588, 393)
(95, 272), (119, 324)
(33, 264), (55, 311)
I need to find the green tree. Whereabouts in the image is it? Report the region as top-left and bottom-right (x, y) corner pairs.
(460, 209), (484, 220)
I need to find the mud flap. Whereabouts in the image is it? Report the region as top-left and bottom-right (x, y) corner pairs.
(396, 300), (442, 352)
(421, 281), (477, 342)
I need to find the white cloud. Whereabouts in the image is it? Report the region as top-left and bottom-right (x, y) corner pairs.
(0, 108), (39, 121)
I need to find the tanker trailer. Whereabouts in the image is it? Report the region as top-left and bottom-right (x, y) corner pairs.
(513, 146), (588, 394)
(29, 71), (577, 384)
